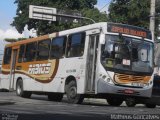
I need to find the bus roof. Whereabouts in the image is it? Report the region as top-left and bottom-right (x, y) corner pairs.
(5, 22), (151, 48)
(5, 22), (107, 48)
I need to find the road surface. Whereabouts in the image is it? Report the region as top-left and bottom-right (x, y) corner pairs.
(0, 92), (160, 120)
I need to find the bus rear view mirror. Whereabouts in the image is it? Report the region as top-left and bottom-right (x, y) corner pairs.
(100, 34), (105, 44)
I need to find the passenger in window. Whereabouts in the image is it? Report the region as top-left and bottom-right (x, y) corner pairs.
(80, 47), (84, 56)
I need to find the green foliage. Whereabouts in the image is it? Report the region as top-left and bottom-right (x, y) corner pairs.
(12, 0), (108, 35)
(108, 0), (160, 39)
(82, 8), (108, 24)
(155, 0), (160, 38)
(4, 38), (17, 42)
(4, 38), (27, 42)
(108, 0), (150, 28)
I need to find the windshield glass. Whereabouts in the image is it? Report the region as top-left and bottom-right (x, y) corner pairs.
(101, 35), (153, 75)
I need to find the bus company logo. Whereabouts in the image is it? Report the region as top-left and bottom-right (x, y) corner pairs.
(28, 63), (51, 75)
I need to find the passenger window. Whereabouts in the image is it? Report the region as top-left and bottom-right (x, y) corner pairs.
(37, 39), (50, 60)
(3, 47), (12, 64)
(24, 42), (37, 62)
(18, 45), (25, 63)
(50, 37), (66, 59)
(67, 32), (85, 57)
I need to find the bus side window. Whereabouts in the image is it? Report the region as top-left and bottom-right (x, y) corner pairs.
(24, 42), (37, 62)
(67, 32), (85, 57)
(18, 45), (25, 63)
(50, 36), (66, 59)
(37, 39), (50, 60)
(3, 47), (12, 64)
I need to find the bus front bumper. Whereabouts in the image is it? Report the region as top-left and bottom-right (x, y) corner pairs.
(97, 79), (152, 98)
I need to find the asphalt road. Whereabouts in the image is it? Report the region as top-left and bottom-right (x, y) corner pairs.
(0, 92), (160, 120)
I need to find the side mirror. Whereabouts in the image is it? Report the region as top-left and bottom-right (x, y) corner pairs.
(100, 34), (105, 44)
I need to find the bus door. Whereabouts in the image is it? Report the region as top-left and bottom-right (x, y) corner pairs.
(9, 49), (18, 91)
(86, 34), (99, 92)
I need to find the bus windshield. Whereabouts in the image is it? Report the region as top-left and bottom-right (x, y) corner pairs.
(101, 35), (153, 75)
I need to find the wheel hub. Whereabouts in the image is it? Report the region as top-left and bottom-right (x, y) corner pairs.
(17, 85), (21, 95)
(69, 87), (77, 98)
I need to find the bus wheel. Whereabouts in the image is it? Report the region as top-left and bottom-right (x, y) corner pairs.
(145, 104), (156, 108)
(16, 79), (31, 98)
(107, 98), (123, 106)
(125, 98), (136, 107)
(48, 93), (63, 102)
(65, 81), (84, 104)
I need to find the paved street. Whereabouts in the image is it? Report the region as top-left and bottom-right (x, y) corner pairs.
(0, 92), (160, 120)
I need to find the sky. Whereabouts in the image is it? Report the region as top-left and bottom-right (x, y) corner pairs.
(0, 0), (111, 43)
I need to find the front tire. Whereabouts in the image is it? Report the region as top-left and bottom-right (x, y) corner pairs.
(125, 98), (136, 107)
(145, 104), (156, 108)
(107, 98), (123, 106)
(65, 81), (84, 104)
(16, 79), (31, 98)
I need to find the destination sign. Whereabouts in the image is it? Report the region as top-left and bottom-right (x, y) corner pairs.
(107, 23), (152, 39)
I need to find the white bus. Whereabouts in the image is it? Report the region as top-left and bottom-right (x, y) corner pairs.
(0, 22), (154, 106)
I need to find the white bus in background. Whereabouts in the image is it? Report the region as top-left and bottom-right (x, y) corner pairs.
(0, 22), (154, 106)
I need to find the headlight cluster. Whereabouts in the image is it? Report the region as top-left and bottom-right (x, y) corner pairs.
(100, 74), (113, 84)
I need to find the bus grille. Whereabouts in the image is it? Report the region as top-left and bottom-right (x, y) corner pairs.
(114, 73), (151, 84)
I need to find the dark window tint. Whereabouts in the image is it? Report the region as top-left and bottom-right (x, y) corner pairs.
(18, 45), (25, 63)
(3, 47), (12, 64)
(24, 42), (37, 62)
(51, 37), (66, 59)
(67, 32), (85, 57)
(37, 39), (50, 60)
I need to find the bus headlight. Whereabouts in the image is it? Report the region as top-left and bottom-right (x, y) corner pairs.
(104, 77), (113, 84)
(107, 78), (111, 82)
(99, 74), (113, 84)
(102, 75), (107, 79)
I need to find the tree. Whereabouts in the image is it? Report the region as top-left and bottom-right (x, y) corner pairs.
(108, 0), (160, 39)
(155, 0), (160, 39)
(108, 0), (150, 28)
(12, 0), (108, 36)
(5, 38), (27, 42)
